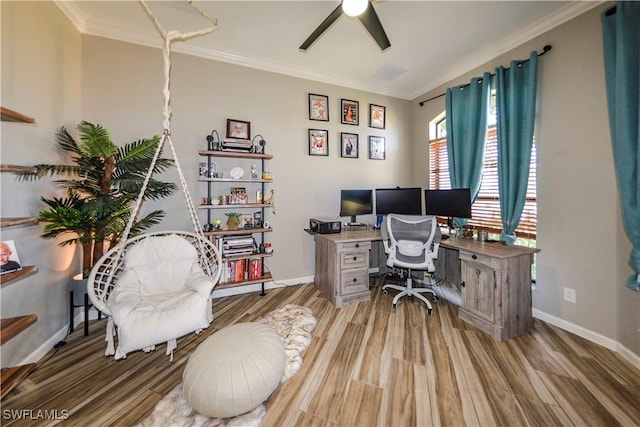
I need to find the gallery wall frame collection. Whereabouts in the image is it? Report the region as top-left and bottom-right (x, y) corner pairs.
(307, 93), (386, 160)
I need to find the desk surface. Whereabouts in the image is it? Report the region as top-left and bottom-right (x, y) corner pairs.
(315, 230), (540, 259)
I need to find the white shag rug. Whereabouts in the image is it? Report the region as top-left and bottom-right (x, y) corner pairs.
(137, 304), (317, 427)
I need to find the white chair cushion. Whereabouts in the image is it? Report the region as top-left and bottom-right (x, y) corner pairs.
(107, 234), (214, 357)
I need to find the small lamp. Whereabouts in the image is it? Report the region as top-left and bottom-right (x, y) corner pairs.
(343, 0), (368, 17)
(206, 130), (220, 151)
(252, 135), (266, 154)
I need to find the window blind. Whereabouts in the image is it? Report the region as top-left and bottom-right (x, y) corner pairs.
(428, 128), (537, 239)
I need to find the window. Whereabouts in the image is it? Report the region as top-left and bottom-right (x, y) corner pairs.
(428, 115), (537, 240)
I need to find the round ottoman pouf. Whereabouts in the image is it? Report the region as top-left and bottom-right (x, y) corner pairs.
(182, 322), (286, 418)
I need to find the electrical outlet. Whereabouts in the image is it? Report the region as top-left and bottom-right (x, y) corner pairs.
(563, 287), (577, 303)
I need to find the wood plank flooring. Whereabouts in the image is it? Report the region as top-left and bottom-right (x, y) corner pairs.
(2, 281), (640, 426)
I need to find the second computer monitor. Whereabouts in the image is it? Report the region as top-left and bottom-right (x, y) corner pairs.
(375, 187), (423, 216)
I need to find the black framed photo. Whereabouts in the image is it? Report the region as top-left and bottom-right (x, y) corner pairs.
(309, 129), (329, 156)
(226, 119), (251, 140)
(341, 99), (359, 125)
(369, 136), (386, 160)
(341, 132), (359, 158)
(369, 104), (386, 129)
(309, 94), (329, 121)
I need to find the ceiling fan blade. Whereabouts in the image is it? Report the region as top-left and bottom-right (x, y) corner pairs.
(299, 3), (344, 51)
(358, 2), (391, 51)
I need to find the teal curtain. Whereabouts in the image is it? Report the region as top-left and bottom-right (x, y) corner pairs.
(445, 73), (491, 226)
(495, 52), (538, 244)
(602, 2), (640, 291)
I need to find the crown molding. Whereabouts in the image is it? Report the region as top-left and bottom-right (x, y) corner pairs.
(55, 0), (604, 101)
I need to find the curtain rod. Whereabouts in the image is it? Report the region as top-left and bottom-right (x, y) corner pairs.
(418, 45), (552, 107)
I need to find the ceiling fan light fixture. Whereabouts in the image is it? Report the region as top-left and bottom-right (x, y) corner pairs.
(342, 0), (368, 17)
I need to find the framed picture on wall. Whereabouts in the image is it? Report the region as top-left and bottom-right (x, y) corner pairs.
(309, 129), (329, 156)
(368, 136), (386, 160)
(341, 99), (359, 125)
(369, 104), (386, 129)
(308, 94), (329, 121)
(341, 132), (358, 158)
(226, 119), (251, 140)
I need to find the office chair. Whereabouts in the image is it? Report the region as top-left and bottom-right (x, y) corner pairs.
(382, 214), (441, 314)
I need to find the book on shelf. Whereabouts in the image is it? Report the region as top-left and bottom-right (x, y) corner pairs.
(221, 258), (263, 282)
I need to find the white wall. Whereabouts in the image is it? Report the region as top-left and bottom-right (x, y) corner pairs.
(412, 3), (639, 360)
(1, 1), (83, 367)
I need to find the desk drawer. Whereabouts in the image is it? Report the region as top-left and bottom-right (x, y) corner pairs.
(337, 241), (371, 253)
(340, 268), (369, 295)
(340, 251), (369, 269)
(459, 250), (493, 268)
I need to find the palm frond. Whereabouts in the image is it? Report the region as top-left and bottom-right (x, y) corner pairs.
(77, 121), (118, 159)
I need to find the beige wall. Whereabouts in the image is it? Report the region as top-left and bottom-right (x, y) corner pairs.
(80, 36), (413, 294)
(412, 3), (639, 360)
(1, 1), (83, 367)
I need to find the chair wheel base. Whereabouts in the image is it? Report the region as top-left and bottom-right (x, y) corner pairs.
(427, 308), (433, 315)
(383, 289), (389, 295)
(392, 303), (398, 309)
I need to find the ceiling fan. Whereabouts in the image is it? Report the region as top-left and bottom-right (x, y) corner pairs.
(299, 0), (391, 51)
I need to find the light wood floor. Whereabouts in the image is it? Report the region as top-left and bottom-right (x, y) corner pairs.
(3, 281), (640, 426)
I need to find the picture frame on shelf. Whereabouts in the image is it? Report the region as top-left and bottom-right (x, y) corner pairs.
(368, 136), (386, 160)
(341, 132), (359, 158)
(226, 119), (251, 140)
(308, 129), (329, 156)
(369, 104), (386, 129)
(308, 93), (329, 121)
(341, 99), (359, 125)
(240, 214), (254, 229)
(0, 240), (22, 275)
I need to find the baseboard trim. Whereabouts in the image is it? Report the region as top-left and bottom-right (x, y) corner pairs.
(211, 276), (314, 299)
(533, 309), (640, 369)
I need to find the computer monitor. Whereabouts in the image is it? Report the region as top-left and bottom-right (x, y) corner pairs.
(375, 187), (422, 215)
(339, 189), (373, 225)
(424, 188), (472, 228)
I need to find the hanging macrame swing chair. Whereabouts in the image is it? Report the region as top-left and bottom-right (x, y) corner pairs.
(87, 0), (222, 361)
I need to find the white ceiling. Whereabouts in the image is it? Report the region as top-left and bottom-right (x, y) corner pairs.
(55, 0), (602, 100)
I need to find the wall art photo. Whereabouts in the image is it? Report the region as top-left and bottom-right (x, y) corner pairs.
(0, 240), (22, 275)
(309, 94), (329, 121)
(341, 133), (359, 158)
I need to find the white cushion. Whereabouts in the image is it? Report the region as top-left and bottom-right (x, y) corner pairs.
(182, 323), (286, 418)
(107, 234), (214, 357)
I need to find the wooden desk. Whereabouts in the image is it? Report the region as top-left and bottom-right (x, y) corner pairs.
(313, 230), (540, 340)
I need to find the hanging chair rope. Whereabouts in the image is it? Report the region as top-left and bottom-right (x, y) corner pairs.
(110, 0), (218, 277)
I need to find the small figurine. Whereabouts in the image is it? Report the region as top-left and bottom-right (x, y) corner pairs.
(213, 219), (222, 230)
(225, 212), (242, 230)
(250, 164), (258, 179)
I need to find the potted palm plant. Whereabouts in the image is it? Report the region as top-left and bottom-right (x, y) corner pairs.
(22, 121), (176, 276)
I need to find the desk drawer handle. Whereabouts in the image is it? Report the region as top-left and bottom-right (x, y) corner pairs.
(355, 243), (360, 248)
(461, 281), (466, 288)
(353, 256), (357, 261)
(472, 254), (477, 260)
(353, 278), (357, 283)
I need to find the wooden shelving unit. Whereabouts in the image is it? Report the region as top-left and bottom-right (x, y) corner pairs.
(0, 266), (38, 288)
(0, 127), (39, 398)
(1, 364), (37, 399)
(0, 164), (36, 174)
(0, 217), (38, 228)
(0, 107), (35, 124)
(200, 149), (274, 293)
(1, 315), (37, 344)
